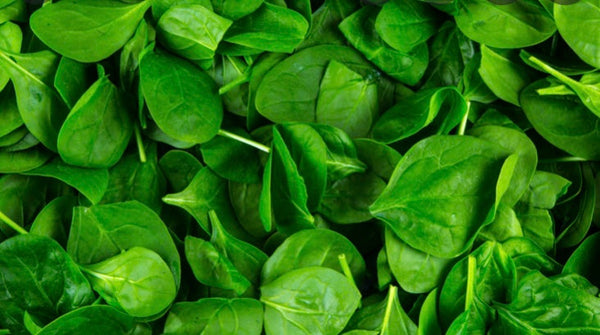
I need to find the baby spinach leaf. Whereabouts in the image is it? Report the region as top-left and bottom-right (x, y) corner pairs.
(22, 158), (109, 204)
(0, 0), (24, 26)
(479, 46), (538, 106)
(140, 47), (223, 144)
(163, 298), (263, 335)
(520, 78), (600, 160)
(53, 57), (96, 110)
(455, 0), (556, 48)
(260, 266), (361, 335)
(35, 306), (135, 335)
(67, 201), (181, 288)
(0, 146), (51, 173)
(259, 126), (320, 234)
(315, 60), (378, 138)
(418, 288), (442, 335)
(209, 210), (267, 287)
(152, 0), (213, 20)
(29, 195), (75, 247)
(0, 234), (95, 334)
(385, 228), (454, 294)
(162, 167), (244, 238)
(339, 6), (428, 85)
(372, 87), (467, 143)
(255, 44), (374, 124)
(30, 0), (152, 62)
(184, 235), (252, 295)
(371, 135), (514, 258)
(224, 3), (309, 53)
(212, 0), (263, 20)
(82, 247), (177, 319)
(554, 1), (600, 68)
(0, 49), (68, 151)
(375, 0), (438, 53)
(229, 181), (268, 239)
(261, 229), (366, 285)
(157, 4), (232, 66)
(490, 271), (600, 333)
(57, 75), (133, 168)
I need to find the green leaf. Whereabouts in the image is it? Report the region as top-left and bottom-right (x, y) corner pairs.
(375, 0), (438, 52)
(339, 6), (428, 85)
(224, 3), (309, 53)
(163, 298), (263, 334)
(82, 247), (177, 318)
(67, 201), (181, 288)
(140, 47), (223, 144)
(57, 75), (133, 168)
(0, 50), (68, 151)
(30, 0), (152, 62)
(554, 0), (600, 68)
(36, 306), (135, 335)
(261, 266), (361, 335)
(22, 158), (109, 204)
(315, 60), (378, 138)
(0, 234), (95, 335)
(157, 4), (232, 65)
(261, 229), (366, 285)
(455, 0), (556, 48)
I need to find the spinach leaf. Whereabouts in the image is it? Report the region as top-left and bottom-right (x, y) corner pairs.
(315, 60), (378, 138)
(82, 247), (177, 318)
(0, 49), (68, 151)
(57, 74), (133, 168)
(261, 228), (366, 285)
(455, 0), (556, 48)
(372, 87), (467, 143)
(520, 78), (600, 160)
(260, 266), (361, 335)
(375, 0), (438, 53)
(140, 47), (223, 144)
(0, 21), (21, 91)
(22, 158), (109, 204)
(67, 201), (181, 288)
(490, 271), (600, 333)
(29, 195), (75, 247)
(554, 1), (600, 68)
(163, 298), (263, 334)
(224, 3), (309, 53)
(157, 4), (232, 66)
(370, 135), (514, 258)
(36, 306), (135, 335)
(385, 227), (454, 293)
(339, 6), (428, 85)
(0, 234), (95, 334)
(53, 57), (95, 109)
(185, 235), (252, 295)
(30, 0), (152, 62)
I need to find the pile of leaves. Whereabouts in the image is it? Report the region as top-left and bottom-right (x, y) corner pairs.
(0, 0), (599, 333)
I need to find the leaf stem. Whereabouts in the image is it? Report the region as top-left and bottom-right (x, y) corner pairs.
(381, 285), (398, 334)
(458, 101), (471, 135)
(0, 210), (28, 235)
(217, 129), (270, 153)
(539, 156), (587, 163)
(218, 74), (249, 95)
(338, 253), (358, 290)
(464, 255), (476, 311)
(134, 124), (147, 163)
